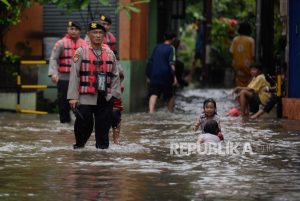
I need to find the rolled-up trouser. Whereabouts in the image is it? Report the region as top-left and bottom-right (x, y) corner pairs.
(111, 109), (121, 129)
(57, 80), (71, 123)
(248, 92), (261, 113)
(74, 94), (113, 149)
(262, 94), (278, 113)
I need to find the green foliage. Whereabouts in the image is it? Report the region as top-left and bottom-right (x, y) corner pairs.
(42, 0), (149, 18)
(0, 0), (34, 60)
(211, 17), (237, 69)
(43, 0), (109, 12)
(0, 0), (30, 28)
(1, 0), (10, 7)
(15, 41), (32, 56)
(212, 0), (256, 19)
(178, 0), (256, 71)
(1, 50), (20, 63)
(116, 0), (150, 19)
(185, 0), (203, 22)
(177, 24), (197, 70)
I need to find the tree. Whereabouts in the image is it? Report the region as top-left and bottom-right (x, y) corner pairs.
(0, 0), (33, 59)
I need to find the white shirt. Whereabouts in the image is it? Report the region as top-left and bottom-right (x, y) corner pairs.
(198, 133), (221, 143)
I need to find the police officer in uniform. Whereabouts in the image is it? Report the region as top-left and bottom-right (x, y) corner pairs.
(48, 21), (86, 123)
(84, 14), (117, 56)
(67, 21), (121, 149)
(99, 14), (117, 56)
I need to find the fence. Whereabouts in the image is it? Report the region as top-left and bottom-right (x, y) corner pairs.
(0, 60), (56, 115)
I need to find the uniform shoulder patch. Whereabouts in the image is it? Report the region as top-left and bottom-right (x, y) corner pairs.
(53, 41), (60, 51)
(73, 52), (81, 63)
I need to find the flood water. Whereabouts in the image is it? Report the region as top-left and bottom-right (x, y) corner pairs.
(0, 88), (300, 201)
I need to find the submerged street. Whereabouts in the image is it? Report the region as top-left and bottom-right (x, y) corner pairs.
(0, 88), (300, 200)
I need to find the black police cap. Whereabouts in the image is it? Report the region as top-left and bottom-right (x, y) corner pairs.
(89, 21), (106, 32)
(88, 21), (106, 32)
(68, 21), (81, 30)
(99, 14), (112, 24)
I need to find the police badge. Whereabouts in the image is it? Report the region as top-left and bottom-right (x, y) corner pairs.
(73, 52), (80, 63)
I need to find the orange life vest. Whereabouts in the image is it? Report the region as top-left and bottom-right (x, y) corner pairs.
(113, 98), (123, 111)
(113, 83), (124, 111)
(103, 32), (117, 54)
(79, 45), (114, 95)
(58, 35), (86, 73)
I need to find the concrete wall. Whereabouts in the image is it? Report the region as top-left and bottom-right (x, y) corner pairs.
(5, 3), (43, 58)
(0, 63), (54, 112)
(120, 60), (148, 113)
(0, 93), (36, 111)
(37, 64), (57, 102)
(282, 98), (300, 120)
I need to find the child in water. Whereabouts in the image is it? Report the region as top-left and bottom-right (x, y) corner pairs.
(111, 63), (125, 144)
(193, 98), (221, 132)
(193, 98), (224, 140)
(196, 119), (222, 144)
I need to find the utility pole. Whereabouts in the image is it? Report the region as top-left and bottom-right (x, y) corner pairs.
(203, 0), (212, 86)
(256, 0), (274, 75)
(255, 0), (262, 62)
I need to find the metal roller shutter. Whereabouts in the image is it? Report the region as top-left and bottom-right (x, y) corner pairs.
(43, 0), (118, 39)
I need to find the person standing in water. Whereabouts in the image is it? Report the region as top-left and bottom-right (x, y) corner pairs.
(67, 21), (121, 149)
(48, 21), (86, 123)
(146, 32), (178, 113)
(230, 22), (255, 87)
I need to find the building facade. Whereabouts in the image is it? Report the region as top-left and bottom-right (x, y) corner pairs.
(4, 0), (185, 113)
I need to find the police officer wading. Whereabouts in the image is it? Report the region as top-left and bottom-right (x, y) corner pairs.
(99, 14), (117, 56)
(48, 21), (86, 123)
(67, 22), (121, 149)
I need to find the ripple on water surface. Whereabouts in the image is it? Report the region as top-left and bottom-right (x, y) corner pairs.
(0, 89), (300, 200)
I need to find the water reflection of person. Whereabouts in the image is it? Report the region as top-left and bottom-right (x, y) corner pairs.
(67, 21), (121, 149)
(230, 22), (254, 87)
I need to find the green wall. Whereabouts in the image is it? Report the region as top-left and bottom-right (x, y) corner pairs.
(119, 60), (148, 113)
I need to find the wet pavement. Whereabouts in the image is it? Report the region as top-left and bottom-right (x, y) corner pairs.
(0, 88), (300, 201)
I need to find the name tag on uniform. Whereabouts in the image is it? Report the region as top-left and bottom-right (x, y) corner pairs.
(97, 73), (107, 94)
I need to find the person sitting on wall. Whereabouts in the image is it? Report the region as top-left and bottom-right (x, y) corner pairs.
(233, 62), (270, 117)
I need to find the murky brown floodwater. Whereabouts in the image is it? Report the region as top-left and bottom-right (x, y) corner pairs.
(0, 88), (300, 201)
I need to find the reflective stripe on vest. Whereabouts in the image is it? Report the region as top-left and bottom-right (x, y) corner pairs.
(113, 98), (123, 112)
(79, 45), (113, 94)
(58, 36), (85, 73)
